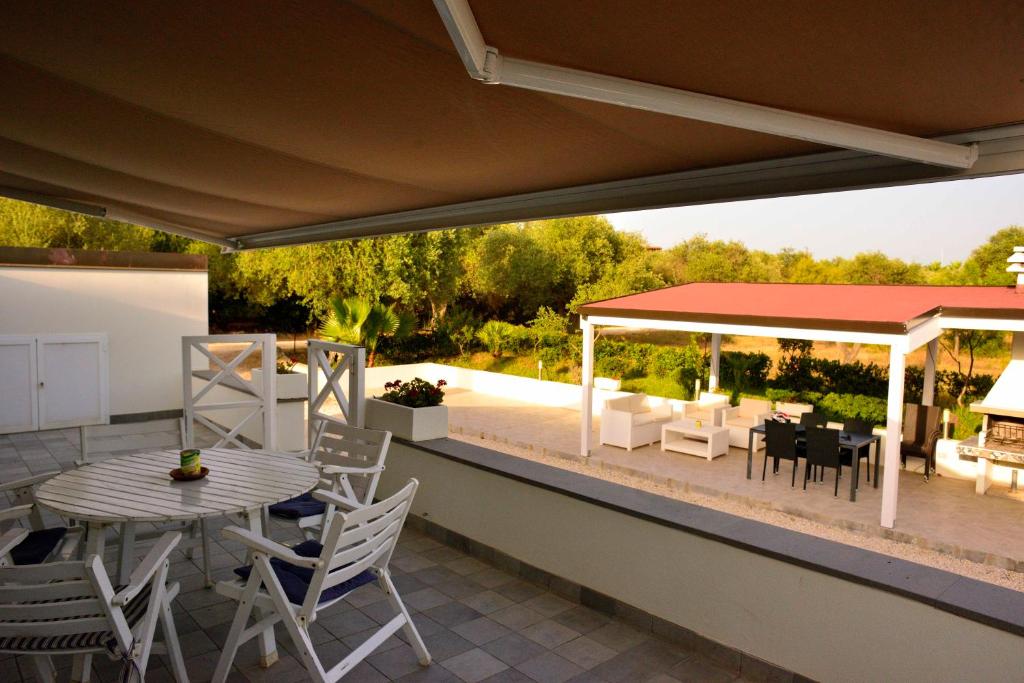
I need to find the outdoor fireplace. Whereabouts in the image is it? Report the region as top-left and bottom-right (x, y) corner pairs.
(957, 334), (1024, 493)
(956, 248), (1024, 494)
(985, 415), (1024, 449)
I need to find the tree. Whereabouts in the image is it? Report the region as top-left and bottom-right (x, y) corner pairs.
(464, 225), (558, 320)
(940, 329), (1003, 405)
(0, 198), (154, 251)
(651, 234), (783, 284)
(568, 255), (664, 314)
(960, 226), (1024, 284)
(318, 295), (414, 367)
(404, 230), (476, 326)
(835, 251), (925, 285)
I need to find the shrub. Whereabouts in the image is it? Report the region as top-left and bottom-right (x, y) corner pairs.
(938, 370), (994, 404)
(951, 404), (983, 440)
(380, 378), (447, 407)
(530, 307), (570, 367)
(814, 393), (888, 426)
(720, 351), (771, 391)
(594, 340), (652, 379)
(375, 330), (441, 364)
(648, 346), (690, 377)
(646, 343), (707, 396)
(476, 320), (528, 358)
(436, 307), (481, 356)
(765, 387), (801, 403)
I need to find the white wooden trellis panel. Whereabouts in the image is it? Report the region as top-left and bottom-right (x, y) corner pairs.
(37, 334), (109, 430)
(182, 334), (277, 450)
(307, 340), (366, 449)
(0, 336), (38, 434)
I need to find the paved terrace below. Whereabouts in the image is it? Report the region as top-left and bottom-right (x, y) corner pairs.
(0, 422), (743, 682)
(438, 388), (1024, 573)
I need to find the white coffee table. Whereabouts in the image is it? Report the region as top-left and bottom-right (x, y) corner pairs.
(661, 419), (730, 460)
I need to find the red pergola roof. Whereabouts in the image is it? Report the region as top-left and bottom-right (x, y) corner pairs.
(579, 283), (1024, 334)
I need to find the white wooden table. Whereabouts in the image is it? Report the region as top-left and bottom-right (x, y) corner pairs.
(661, 420), (730, 460)
(36, 448), (318, 671)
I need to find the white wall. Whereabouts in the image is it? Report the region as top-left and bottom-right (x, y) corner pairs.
(0, 266), (207, 416)
(365, 362), (649, 413)
(379, 444), (1024, 682)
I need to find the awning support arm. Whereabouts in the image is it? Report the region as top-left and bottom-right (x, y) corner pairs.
(433, 0), (977, 170)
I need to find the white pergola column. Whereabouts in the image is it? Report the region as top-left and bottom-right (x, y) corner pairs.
(880, 346), (906, 528)
(580, 318), (595, 456)
(922, 338), (938, 405)
(708, 333), (722, 391)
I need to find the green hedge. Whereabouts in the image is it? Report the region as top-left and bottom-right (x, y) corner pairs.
(594, 339), (770, 400)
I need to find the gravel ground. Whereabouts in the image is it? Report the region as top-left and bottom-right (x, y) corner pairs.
(449, 432), (1024, 593)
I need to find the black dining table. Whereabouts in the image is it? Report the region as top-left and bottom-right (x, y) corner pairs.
(746, 422), (881, 502)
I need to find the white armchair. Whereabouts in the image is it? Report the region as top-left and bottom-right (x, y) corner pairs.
(775, 401), (814, 422)
(680, 392), (729, 426)
(600, 393), (673, 451)
(723, 398), (772, 449)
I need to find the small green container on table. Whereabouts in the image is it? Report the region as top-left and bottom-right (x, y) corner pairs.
(179, 449), (201, 475)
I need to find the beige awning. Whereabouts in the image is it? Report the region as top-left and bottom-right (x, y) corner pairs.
(1, 1), (1022, 249)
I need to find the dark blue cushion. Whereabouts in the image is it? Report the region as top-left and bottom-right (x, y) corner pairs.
(234, 539), (376, 605)
(11, 527), (67, 565)
(268, 493), (326, 520)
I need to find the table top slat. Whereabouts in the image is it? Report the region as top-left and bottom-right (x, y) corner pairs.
(36, 448), (319, 523)
(52, 469), (272, 510)
(78, 457), (311, 498)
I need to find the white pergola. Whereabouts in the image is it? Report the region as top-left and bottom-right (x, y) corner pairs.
(578, 282), (1024, 529)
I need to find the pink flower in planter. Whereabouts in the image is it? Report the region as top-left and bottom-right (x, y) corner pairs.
(379, 377), (446, 408)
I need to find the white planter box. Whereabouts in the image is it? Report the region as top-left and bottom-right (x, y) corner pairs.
(365, 397), (448, 441)
(251, 368), (307, 400)
(594, 377), (621, 391)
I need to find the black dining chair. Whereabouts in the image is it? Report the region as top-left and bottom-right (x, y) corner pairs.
(843, 419), (874, 483)
(798, 412), (827, 479)
(804, 428), (842, 496)
(763, 421), (799, 486)
(900, 404), (943, 481)
(800, 412), (827, 429)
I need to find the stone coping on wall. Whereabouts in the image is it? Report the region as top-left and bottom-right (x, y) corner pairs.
(0, 246), (207, 271)
(397, 436), (1024, 638)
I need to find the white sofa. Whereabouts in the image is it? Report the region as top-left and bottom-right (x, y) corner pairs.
(680, 392), (730, 426)
(600, 393), (674, 451)
(775, 401), (814, 422)
(723, 397), (772, 449)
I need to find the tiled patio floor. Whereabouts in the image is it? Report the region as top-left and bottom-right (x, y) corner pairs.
(439, 388), (1024, 569)
(0, 423), (739, 682)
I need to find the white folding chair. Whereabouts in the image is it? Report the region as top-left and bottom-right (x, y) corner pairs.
(0, 531), (188, 683)
(213, 480), (429, 683)
(269, 419), (391, 541)
(0, 472), (83, 565)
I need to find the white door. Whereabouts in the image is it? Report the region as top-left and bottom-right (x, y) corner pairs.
(0, 336), (39, 434)
(37, 334), (109, 430)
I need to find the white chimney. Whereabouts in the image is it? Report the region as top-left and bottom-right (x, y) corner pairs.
(1007, 246), (1024, 288)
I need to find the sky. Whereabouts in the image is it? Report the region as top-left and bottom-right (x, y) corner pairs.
(605, 173), (1024, 264)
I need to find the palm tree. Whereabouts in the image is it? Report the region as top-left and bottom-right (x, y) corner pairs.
(318, 295), (414, 367)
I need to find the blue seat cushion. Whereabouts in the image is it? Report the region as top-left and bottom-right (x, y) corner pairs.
(268, 493), (326, 520)
(11, 527), (67, 565)
(234, 539), (376, 605)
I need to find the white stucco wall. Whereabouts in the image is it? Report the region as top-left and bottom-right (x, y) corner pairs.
(0, 265), (207, 416)
(379, 445), (1024, 682)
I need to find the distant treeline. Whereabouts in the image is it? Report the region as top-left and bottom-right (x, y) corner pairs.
(1, 197), (1021, 332)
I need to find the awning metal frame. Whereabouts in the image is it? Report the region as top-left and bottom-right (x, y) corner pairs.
(435, 0), (978, 170)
